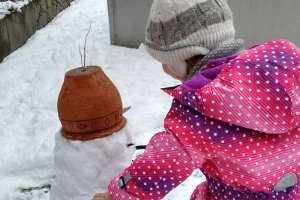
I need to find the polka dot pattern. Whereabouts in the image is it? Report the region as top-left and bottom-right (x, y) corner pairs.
(197, 39), (300, 134)
(109, 131), (195, 200)
(108, 40), (300, 200)
(191, 175), (300, 200)
(164, 99), (300, 195)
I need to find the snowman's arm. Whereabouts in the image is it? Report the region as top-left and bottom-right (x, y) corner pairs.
(108, 130), (196, 200)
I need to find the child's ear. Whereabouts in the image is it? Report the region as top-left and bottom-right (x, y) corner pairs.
(274, 173), (297, 192)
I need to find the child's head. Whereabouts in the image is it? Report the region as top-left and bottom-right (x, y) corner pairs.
(145, 0), (236, 82)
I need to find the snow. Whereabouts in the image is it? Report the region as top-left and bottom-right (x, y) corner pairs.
(0, 0), (30, 19)
(0, 0), (205, 199)
(50, 129), (135, 200)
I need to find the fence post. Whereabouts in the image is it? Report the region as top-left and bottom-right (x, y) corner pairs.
(107, 0), (153, 48)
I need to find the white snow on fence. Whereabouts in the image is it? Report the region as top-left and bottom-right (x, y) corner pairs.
(0, 0), (31, 18)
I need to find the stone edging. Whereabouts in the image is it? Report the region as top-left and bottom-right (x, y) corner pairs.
(0, 0), (74, 62)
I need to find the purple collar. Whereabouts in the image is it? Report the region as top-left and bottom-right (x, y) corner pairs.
(182, 55), (237, 90)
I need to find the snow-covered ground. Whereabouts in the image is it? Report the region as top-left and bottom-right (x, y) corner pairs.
(0, 0), (205, 199)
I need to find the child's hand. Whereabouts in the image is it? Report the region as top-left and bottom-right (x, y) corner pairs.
(92, 192), (112, 200)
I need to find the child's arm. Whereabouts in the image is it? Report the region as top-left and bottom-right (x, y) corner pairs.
(108, 130), (196, 200)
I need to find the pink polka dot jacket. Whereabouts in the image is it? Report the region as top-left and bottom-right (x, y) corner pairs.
(108, 40), (300, 200)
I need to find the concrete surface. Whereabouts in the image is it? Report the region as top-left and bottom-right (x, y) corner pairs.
(107, 0), (300, 48)
(107, 0), (153, 48)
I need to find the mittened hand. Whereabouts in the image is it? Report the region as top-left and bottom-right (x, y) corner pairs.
(92, 192), (112, 200)
(274, 173), (297, 192)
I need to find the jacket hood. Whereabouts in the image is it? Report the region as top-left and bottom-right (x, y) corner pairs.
(164, 39), (300, 134)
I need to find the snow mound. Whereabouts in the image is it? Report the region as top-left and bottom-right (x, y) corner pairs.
(50, 127), (134, 200)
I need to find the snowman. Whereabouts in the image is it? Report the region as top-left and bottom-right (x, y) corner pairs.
(50, 66), (134, 200)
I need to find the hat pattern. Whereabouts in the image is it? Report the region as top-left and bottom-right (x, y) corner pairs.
(145, 0), (236, 65)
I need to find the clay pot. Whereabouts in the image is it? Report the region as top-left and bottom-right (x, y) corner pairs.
(57, 66), (126, 140)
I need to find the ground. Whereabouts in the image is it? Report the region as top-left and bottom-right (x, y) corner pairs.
(0, 0), (205, 199)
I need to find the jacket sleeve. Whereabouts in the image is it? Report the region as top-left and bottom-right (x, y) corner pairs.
(108, 131), (196, 200)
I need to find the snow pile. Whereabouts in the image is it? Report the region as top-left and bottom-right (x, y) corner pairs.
(50, 128), (135, 200)
(0, 0), (30, 19)
(0, 0), (205, 199)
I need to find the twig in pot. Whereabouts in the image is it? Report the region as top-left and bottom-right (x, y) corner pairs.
(78, 23), (92, 69)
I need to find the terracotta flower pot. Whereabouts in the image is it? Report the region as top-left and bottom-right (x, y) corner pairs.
(57, 66), (126, 140)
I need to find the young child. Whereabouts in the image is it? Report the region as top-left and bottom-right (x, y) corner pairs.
(94, 0), (300, 199)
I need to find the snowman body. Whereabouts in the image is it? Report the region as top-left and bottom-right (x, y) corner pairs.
(50, 126), (134, 200)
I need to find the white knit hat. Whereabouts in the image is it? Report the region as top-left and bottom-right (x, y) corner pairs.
(145, 0), (236, 78)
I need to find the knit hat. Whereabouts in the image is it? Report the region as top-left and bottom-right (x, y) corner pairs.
(145, 0), (236, 78)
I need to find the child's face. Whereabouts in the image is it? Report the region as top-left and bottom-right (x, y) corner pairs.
(162, 64), (186, 83)
(162, 56), (203, 83)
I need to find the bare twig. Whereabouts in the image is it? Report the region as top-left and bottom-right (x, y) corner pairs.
(123, 106), (132, 113)
(78, 45), (83, 67)
(78, 23), (92, 68)
(83, 23), (92, 67)
(20, 184), (51, 193)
